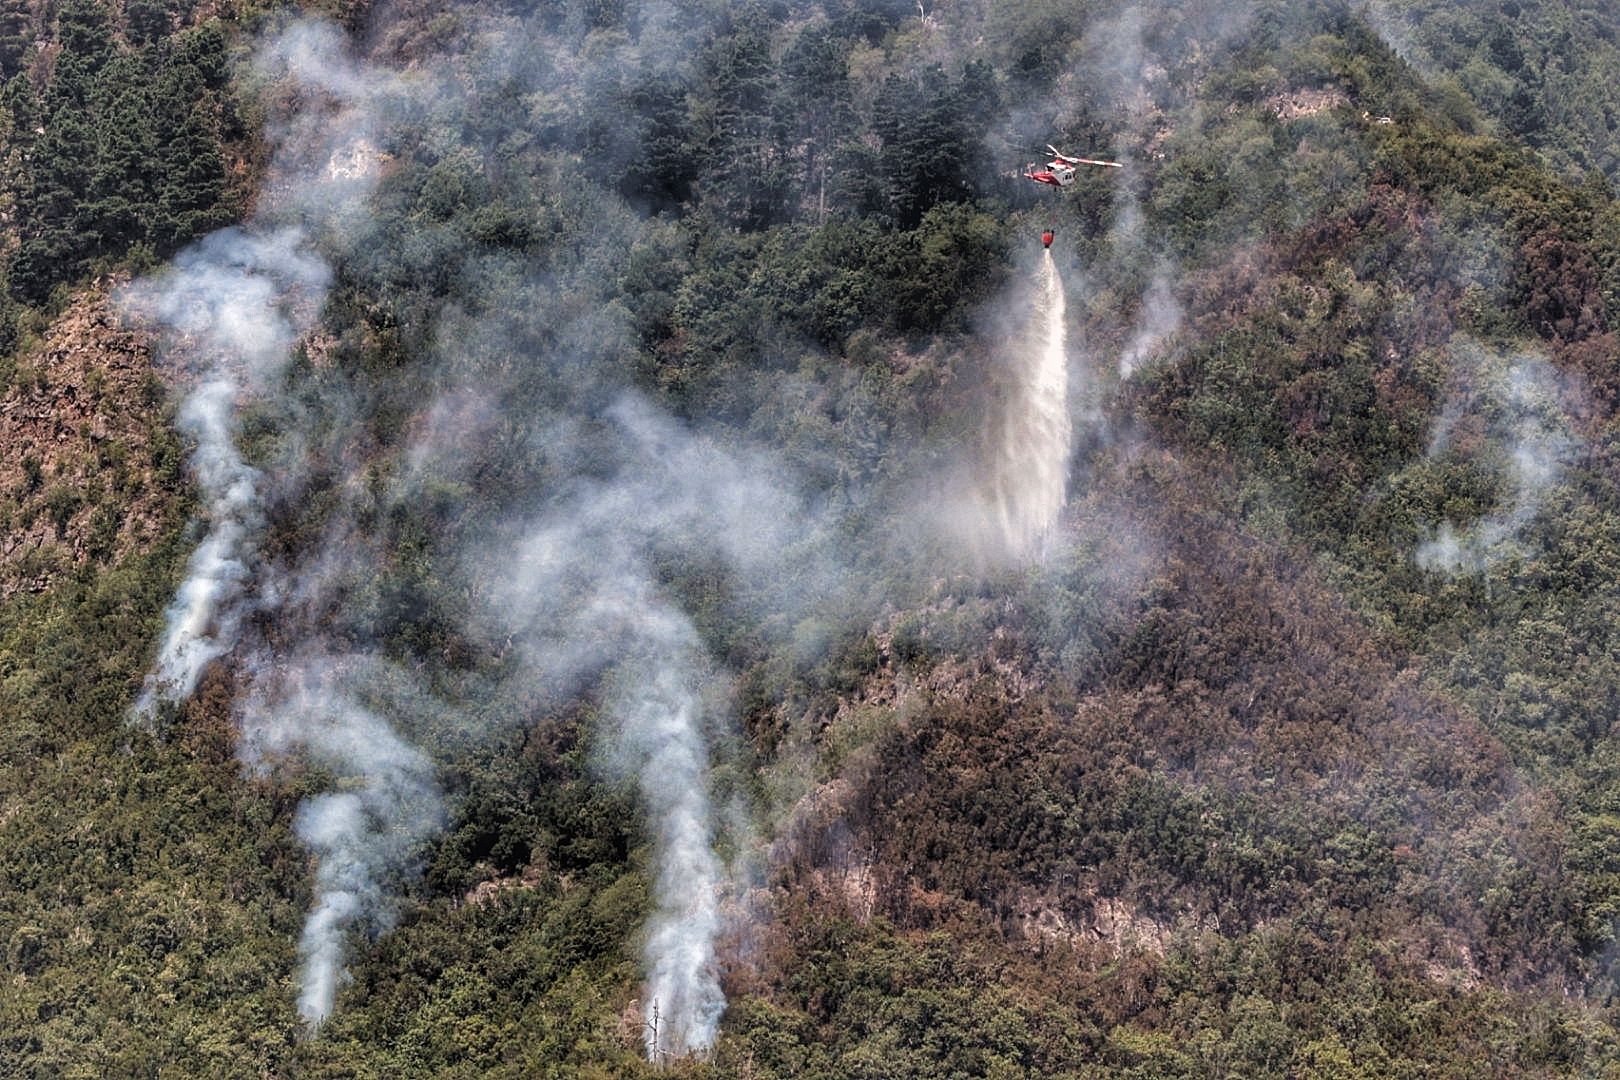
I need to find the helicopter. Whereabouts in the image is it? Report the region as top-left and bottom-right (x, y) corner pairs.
(1023, 145), (1123, 188)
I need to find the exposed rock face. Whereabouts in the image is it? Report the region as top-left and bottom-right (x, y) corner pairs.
(1269, 87), (1350, 120)
(0, 286), (171, 596)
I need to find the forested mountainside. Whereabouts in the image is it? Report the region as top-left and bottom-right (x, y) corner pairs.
(4, 0), (1620, 1076)
(1362, 0), (1620, 181)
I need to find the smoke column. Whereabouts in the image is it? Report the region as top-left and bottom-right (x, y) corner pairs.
(125, 21), (395, 722)
(132, 376), (261, 718)
(1119, 262), (1182, 379)
(500, 471), (741, 1060)
(982, 249), (1071, 559)
(124, 19), (445, 1027)
(602, 596), (727, 1061)
(238, 655), (446, 1027)
(124, 229), (333, 720)
(1416, 352), (1572, 573)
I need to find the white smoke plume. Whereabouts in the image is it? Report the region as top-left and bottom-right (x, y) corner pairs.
(239, 653), (446, 1027)
(125, 23), (402, 722)
(596, 589), (728, 1060)
(475, 397), (832, 1057)
(1075, 4), (1154, 119)
(495, 535), (732, 1056)
(1357, 0), (1429, 74)
(1118, 261), (1182, 378)
(125, 230), (330, 718)
(1073, 10), (1184, 381)
(124, 7), (786, 1039)
(123, 16), (450, 1029)
(1416, 347), (1574, 574)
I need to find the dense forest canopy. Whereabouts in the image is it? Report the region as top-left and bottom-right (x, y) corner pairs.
(1, 0), (1620, 1076)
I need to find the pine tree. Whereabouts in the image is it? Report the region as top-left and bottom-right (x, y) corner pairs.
(873, 66), (981, 228)
(89, 55), (157, 256)
(7, 0), (119, 297)
(0, 0), (32, 80)
(124, 0), (174, 46)
(50, 0), (117, 94)
(150, 55), (227, 252)
(691, 13), (788, 228)
(11, 109), (97, 298)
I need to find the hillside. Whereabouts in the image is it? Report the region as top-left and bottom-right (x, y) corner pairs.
(3, 0), (1620, 1077)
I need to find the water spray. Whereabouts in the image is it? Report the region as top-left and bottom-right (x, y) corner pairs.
(978, 248), (1072, 560)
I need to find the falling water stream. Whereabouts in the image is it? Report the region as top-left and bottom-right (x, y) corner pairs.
(986, 248), (1071, 560)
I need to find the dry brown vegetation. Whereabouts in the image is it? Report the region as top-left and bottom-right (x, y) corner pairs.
(0, 286), (173, 596)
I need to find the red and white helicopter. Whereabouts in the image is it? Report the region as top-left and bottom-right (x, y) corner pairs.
(1023, 145), (1123, 188)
